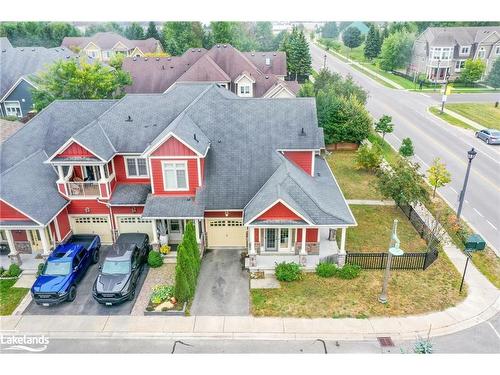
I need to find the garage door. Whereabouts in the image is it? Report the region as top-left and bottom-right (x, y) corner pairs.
(206, 219), (247, 248)
(116, 216), (154, 241)
(69, 215), (113, 244)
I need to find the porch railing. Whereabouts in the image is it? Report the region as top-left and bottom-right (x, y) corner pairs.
(67, 181), (100, 197)
(14, 241), (32, 254)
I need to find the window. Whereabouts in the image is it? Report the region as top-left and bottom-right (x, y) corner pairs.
(125, 157), (149, 178)
(280, 228), (289, 247)
(430, 47), (452, 61)
(4, 101), (22, 118)
(496, 46), (500, 55)
(455, 60), (465, 71)
(460, 46), (470, 55)
(86, 50), (98, 58)
(169, 220), (180, 232)
(239, 85), (250, 94)
(478, 47), (486, 59)
(265, 57), (271, 65)
(162, 161), (188, 190)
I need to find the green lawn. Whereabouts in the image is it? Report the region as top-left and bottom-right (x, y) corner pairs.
(251, 250), (464, 318)
(327, 151), (383, 200)
(345, 205), (428, 253)
(339, 43), (365, 62)
(0, 279), (29, 315)
(445, 103), (500, 130)
(428, 106), (476, 131)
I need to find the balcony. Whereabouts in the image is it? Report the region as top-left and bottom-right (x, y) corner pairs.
(66, 181), (100, 197)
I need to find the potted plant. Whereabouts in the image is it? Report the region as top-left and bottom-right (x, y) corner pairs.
(159, 244), (171, 256)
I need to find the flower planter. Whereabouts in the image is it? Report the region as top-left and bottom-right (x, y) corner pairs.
(144, 301), (187, 316)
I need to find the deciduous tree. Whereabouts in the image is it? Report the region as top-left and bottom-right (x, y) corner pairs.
(460, 59), (486, 85)
(322, 22), (339, 39)
(379, 31), (414, 71)
(342, 27), (362, 56)
(399, 137), (414, 157)
(374, 115), (394, 139)
(162, 22), (204, 55)
(427, 158), (451, 197)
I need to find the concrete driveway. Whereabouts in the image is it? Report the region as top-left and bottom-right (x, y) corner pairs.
(191, 249), (249, 316)
(23, 246), (149, 316)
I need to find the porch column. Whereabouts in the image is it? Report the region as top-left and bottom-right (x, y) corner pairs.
(99, 164), (106, 181)
(151, 219), (159, 245)
(249, 227), (256, 255)
(56, 165), (65, 181)
(5, 230), (17, 255)
(300, 228), (306, 254)
(195, 219), (201, 243)
(39, 227), (51, 256)
(340, 228), (347, 252)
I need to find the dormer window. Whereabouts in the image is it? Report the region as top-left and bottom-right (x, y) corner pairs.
(239, 85), (250, 95)
(478, 47), (486, 59)
(162, 161), (188, 191)
(460, 46), (470, 55)
(265, 57), (271, 65)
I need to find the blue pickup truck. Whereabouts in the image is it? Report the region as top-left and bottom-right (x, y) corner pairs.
(31, 234), (100, 306)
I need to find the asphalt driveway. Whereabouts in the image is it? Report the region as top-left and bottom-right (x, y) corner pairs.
(191, 249), (249, 316)
(23, 246), (149, 316)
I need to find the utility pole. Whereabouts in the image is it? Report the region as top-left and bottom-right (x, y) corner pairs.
(440, 72), (450, 114)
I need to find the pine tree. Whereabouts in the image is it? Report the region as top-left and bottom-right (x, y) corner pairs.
(364, 25), (381, 60)
(283, 27), (312, 79)
(177, 243), (195, 296)
(184, 221), (200, 274)
(145, 21), (160, 40)
(174, 264), (191, 303)
(124, 22), (144, 40)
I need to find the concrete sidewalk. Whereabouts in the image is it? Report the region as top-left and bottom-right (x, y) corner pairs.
(442, 108), (484, 130)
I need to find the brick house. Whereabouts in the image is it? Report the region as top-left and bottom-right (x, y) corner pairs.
(0, 83), (355, 271)
(122, 44), (300, 98)
(410, 26), (500, 82)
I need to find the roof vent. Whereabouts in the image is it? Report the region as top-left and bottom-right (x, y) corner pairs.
(299, 127), (306, 136)
(133, 57), (137, 61)
(32, 48), (35, 51)
(265, 75), (269, 79)
(144, 57), (148, 61)
(193, 133), (199, 142)
(170, 66), (174, 69)
(66, 55), (70, 59)
(20, 48), (24, 51)
(262, 53), (265, 56)
(223, 44), (227, 48)
(251, 53), (255, 56)
(1, 49), (6, 53)
(218, 139), (222, 143)
(167, 57), (171, 61)
(273, 53), (276, 56)
(216, 44), (220, 48)
(162, 65), (165, 70)
(126, 115), (133, 122)
(156, 57), (160, 61)
(317, 172), (321, 177)
(198, 49), (201, 52)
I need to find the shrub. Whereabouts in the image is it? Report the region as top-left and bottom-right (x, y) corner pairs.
(159, 244), (170, 255)
(275, 262), (303, 282)
(176, 243), (195, 295)
(174, 266), (191, 303)
(355, 143), (382, 170)
(316, 262), (337, 278)
(147, 250), (163, 268)
(7, 263), (22, 277)
(0, 266), (4, 275)
(336, 264), (361, 279)
(150, 285), (174, 305)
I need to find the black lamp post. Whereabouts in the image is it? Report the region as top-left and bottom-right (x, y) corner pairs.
(457, 147), (477, 220)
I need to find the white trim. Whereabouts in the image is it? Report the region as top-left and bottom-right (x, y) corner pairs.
(311, 151), (315, 176)
(204, 209), (244, 212)
(82, 41), (101, 52)
(197, 157), (202, 187)
(161, 160), (189, 192)
(0, 76), (37, 102)
(244, 198), (312, 226)
(123, 156), (150, 178)
(54, 214), (62, 242)
(129, 47), (145, 57)
(46, 137), (105, 162)
(0, 198), (44, 226)
(111, 41), (129, 51)
(148, 155), (199, 159)
(142, 132), (203, 158)
(3, 100), (23, 118)
(263, 83), (295, 98)
(234, 72), (256, 84)
(142, 216), (204, 220)
(148, 157), (155, 194)
(277, 148), (321, 152)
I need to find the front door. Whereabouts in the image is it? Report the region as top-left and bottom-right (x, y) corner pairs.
(265, 228), (278, 251)
(28, 230), (43, 251)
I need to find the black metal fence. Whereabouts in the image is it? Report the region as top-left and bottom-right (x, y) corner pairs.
(343, 204), (440, 271)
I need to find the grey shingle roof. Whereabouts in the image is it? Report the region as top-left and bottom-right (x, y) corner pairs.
(142, 190), (206, 218)
(0, 150), (68, 225)
(244, 155), (356, 226)
(109, 183), (151, 205)
(0, 41), (85, 99)
(0, 220), (39, 227)
(424, 26), (500, 46)
(61, 32), (161, 53)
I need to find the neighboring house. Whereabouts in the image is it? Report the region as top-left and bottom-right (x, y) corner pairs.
(343, 22), (369, 35)
(410, 26), (500, 82)
(122, 44), (300, 98)
(0, 83), (355, 271)
(0, 38), (84, 119)
(61, 32), (163, 62)
(0, 119), (24, 143)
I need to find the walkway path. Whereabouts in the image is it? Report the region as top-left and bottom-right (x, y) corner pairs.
(347, 199), (395, 206)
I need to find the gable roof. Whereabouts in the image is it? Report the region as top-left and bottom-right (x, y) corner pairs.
(423, 26), (500, 46)
(0, 42), (84, 100)
(242, 51), (287, 76)
(244, 156), (355, 226)
(0, 37), (13, 50)
(61, 32), (161, 53)
(178, 54), (231, 83)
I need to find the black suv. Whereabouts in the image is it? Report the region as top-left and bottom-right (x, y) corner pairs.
(92, 233), (150, 305)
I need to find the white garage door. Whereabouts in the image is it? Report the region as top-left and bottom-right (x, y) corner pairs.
(69, 215), (113, 244)
(116, 216), (154, 241)
(206, 219), (247, 248)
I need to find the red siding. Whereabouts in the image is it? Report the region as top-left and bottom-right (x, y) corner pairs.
(99, 183), (108, 199)
(58, 142), (95, 158)
(113, 155), (150, 184)
(0, 200), (30, 221)
(107, 161), (113, 175)
(200, 158), (205, 185)
(204, 211), (243, 218)
(296, 228), (319, 242)
(50, 222), (57, 241)
(152, 136), (196, 157)
(67, 200), (109, 215)
(255, 228), (260, 242)
(73, 166), (83, 179)
(111, 206), (145, 215)
(151, 158), (198, 196)
(56, 208), (71, 241)
(283, 151), (313, 175)
(12, 230), (28, 241)
(257, 202), (302, 221)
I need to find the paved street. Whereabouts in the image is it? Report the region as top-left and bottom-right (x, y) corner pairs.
(310, 43), (500, 253)
(23, 246), (149, 316)
(4, 313), (497, 354)
(191, 249), (250, 316)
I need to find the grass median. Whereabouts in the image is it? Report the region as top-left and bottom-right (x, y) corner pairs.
(0, 279), (29, 315)
(445, 103), (500, 130)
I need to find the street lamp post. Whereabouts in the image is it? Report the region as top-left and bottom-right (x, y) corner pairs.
(323, 54), (327, 70)
(456, 147), (477, 220)
(434, 59), (441, 91)
(379, 219), (405, 304)
(440, 71), (451, 114)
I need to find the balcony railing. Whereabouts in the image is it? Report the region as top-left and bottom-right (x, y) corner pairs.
(67, 181), (100, 197)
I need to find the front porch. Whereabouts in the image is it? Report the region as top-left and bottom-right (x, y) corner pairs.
(247, 227), (347, 271)
(151, 218), (205, 252)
